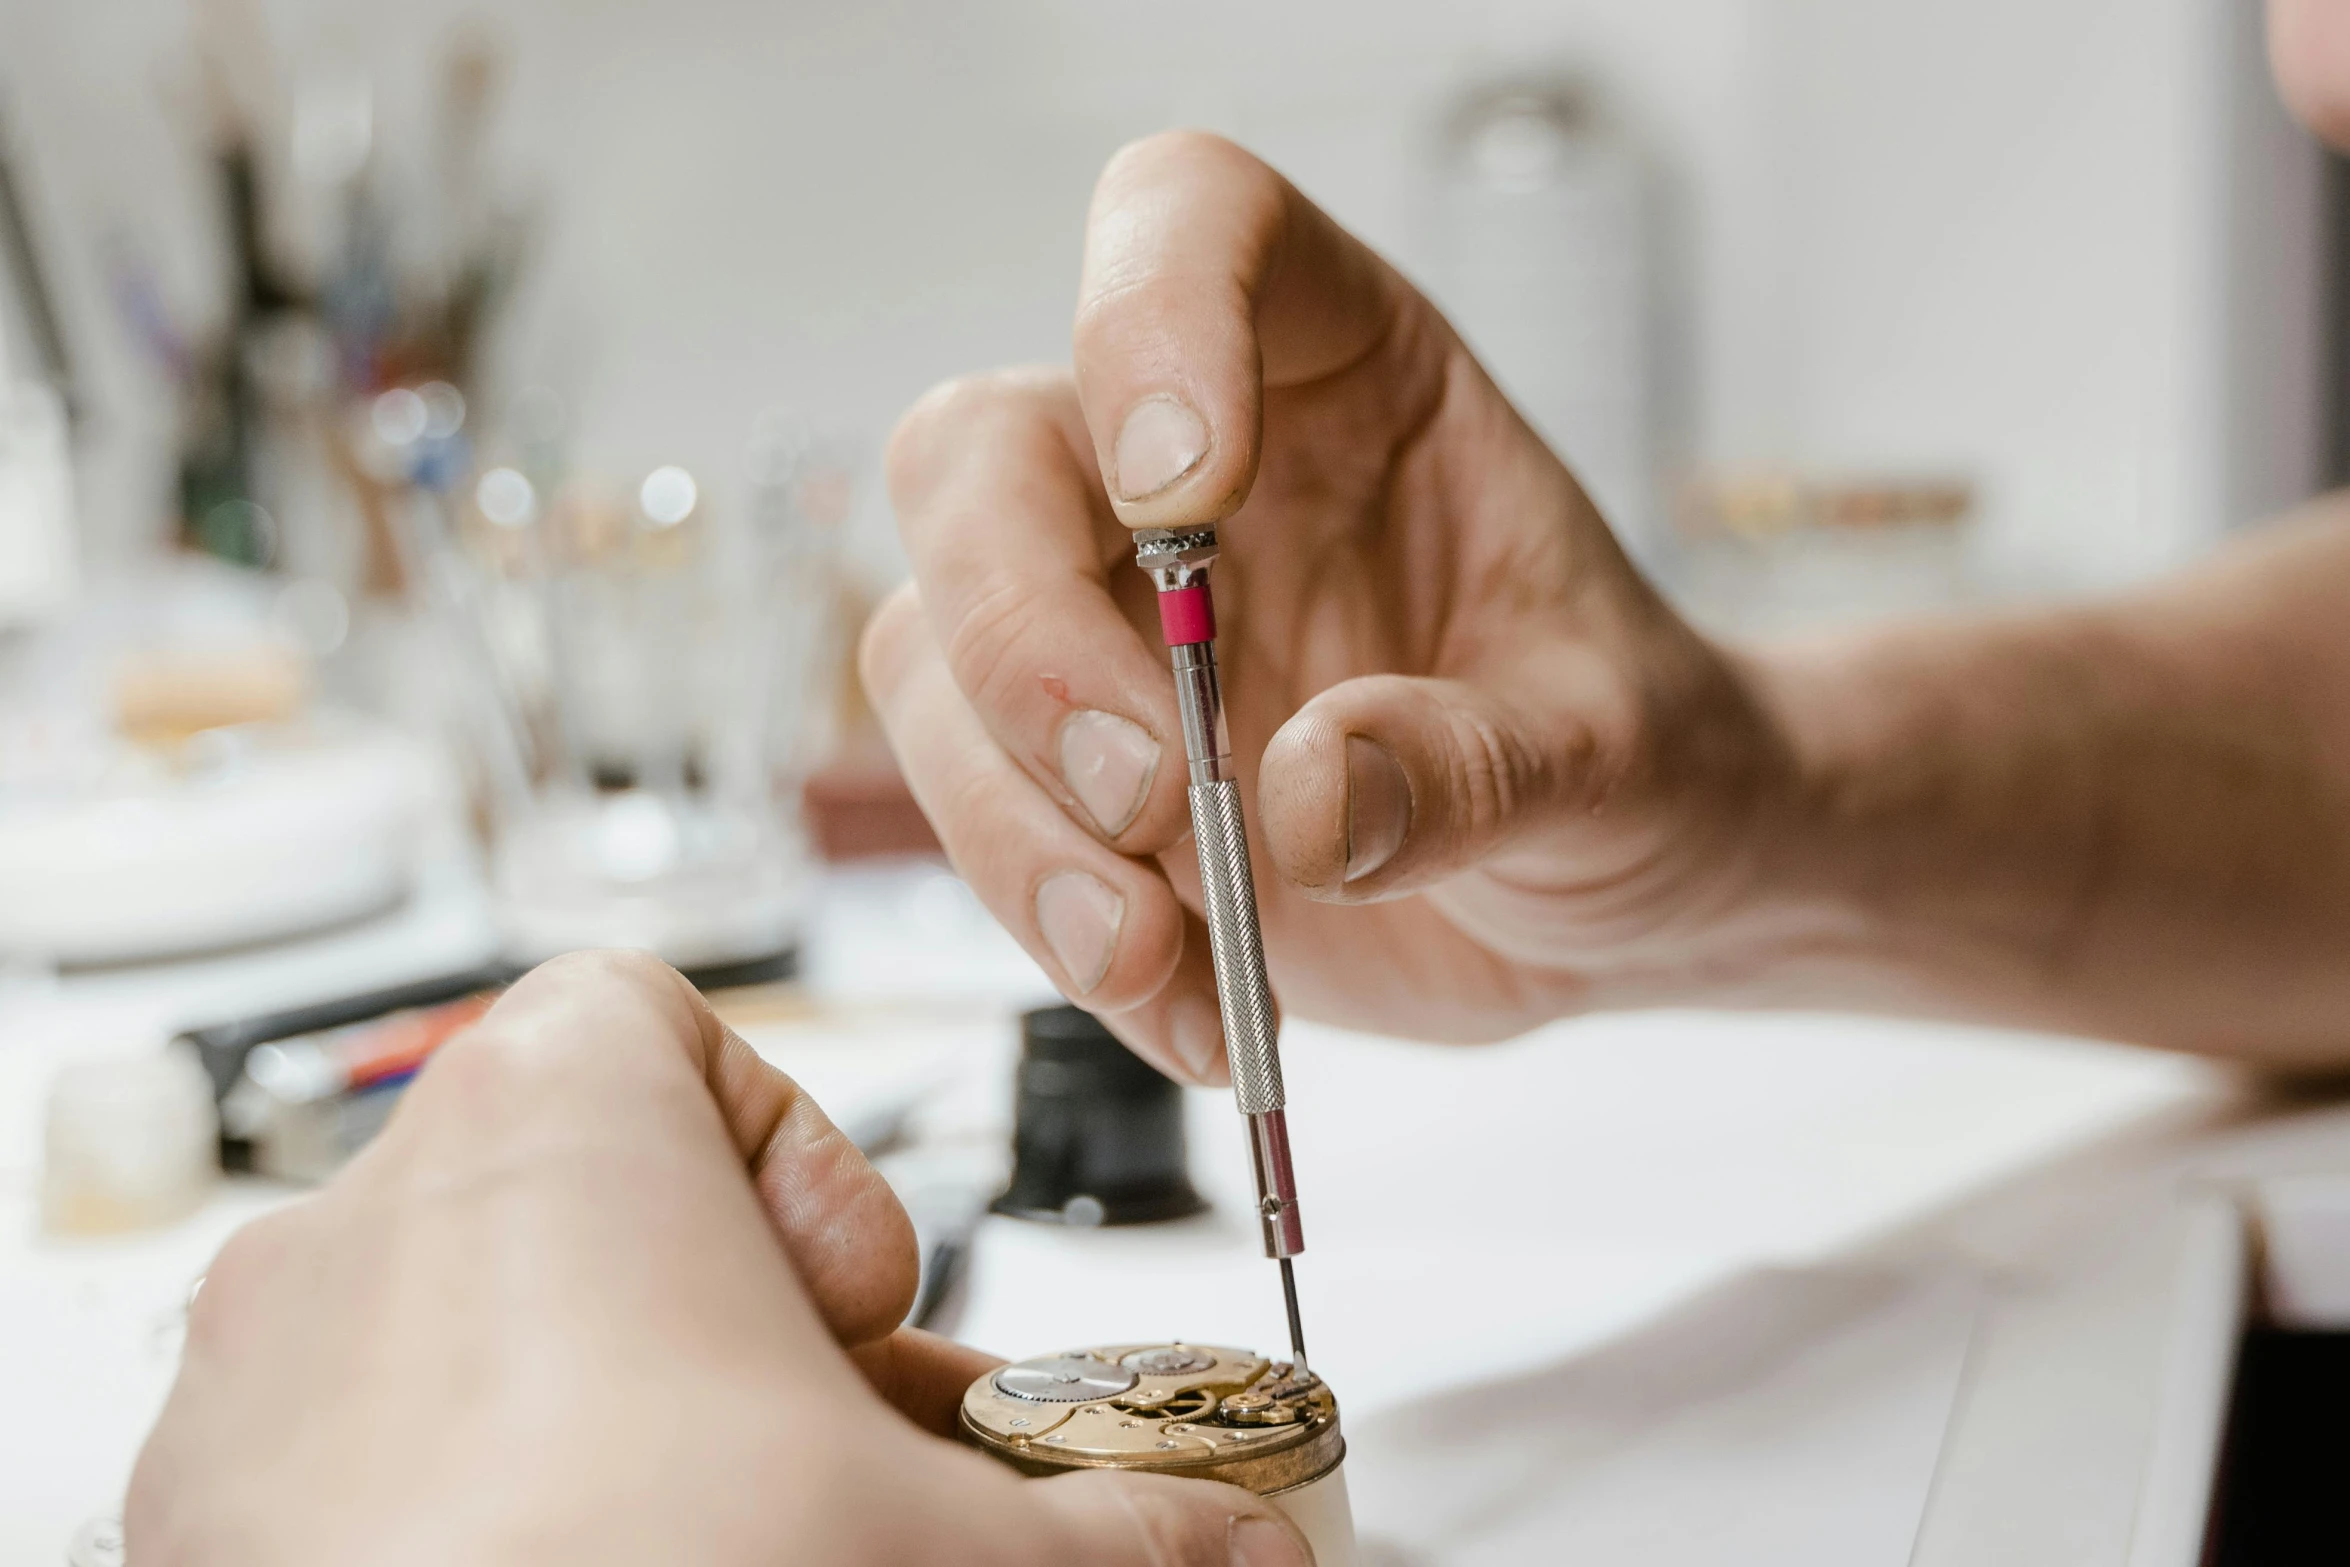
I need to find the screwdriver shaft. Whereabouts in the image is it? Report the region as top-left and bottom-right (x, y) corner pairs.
(1280, 1256), (1309, 1371)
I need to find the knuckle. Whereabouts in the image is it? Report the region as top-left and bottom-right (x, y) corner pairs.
(1447, 697), (1593, 845)
(417, 1016), (541, 1102)
(1450, 707), (1534, 843)
(855, 584), (925, 707)
(939, 571), (1047, 721)
(519, 947), (679, 1005)
(1072, 247), (1258, 357)
(1081, 132), (1281, 342)
(1090, 130), (1286, 269)
(885, 367), (1068, 514)
(1072, 271), (1202, 360)
(885, 375), (986, 507)
(933, 751), (1015, 856)
(456, 951), (690, 1077)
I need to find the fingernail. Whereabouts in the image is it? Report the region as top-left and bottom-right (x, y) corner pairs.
(1035, 871), (1125, 995)
(1345, 734), (1412, 882)
(1229, 1515), (1311, 1567)
(1170, 991), (1227, 1084)
(1113, 395), (1208, 501)
(1058, 709), (1160, 838)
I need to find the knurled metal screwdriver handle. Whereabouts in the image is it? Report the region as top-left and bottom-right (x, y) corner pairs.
(1189, 778), (1283, 1115)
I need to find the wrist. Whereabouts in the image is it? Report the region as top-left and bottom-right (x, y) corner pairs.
(1723, 611), (2133, 1024)
(1716, 634), (1927, 1002)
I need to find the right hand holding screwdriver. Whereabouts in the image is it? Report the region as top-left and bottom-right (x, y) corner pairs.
(864, 132), (1809, 1082)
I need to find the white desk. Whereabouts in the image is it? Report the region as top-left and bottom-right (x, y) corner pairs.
(0, 860), (2227, 1565)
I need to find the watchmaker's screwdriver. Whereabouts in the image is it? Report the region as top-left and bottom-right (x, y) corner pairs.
(1134, 525), (1310, 1372)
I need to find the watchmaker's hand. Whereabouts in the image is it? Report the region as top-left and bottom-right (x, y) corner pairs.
(867, 131), (1797, 1078)
(129, 953), (1310, 1566)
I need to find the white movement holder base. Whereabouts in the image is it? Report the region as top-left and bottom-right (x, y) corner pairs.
(1272, 1460), (1357, 1567)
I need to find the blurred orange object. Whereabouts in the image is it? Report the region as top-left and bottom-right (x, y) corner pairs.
(113, 644), (306, 747)
(334, 992), (500, 1089)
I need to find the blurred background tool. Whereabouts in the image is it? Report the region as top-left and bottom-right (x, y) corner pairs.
(211, 981), (500, 1182)
(0, 89), (76, 423)
(0, 87), (76, 627)
(992, 1003), (1206, 1228)
(1135, 525), (1310, 1372)
(177, 962), (511, 1134)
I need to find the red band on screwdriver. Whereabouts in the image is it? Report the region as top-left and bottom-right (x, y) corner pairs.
(1156, 583), (1216, 645)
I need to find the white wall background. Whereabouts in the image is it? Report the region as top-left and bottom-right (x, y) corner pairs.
(0, 0), (2330, 599)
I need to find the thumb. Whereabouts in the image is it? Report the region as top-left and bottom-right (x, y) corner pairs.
(1072, 131), (1401, 529)
(1025, 1468), (1316, 1567)
(1259, 664), (1628, 901)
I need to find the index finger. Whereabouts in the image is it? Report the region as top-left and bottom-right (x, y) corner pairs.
(887, 368), (1196, 853)
(1076, 129), (1407, 528)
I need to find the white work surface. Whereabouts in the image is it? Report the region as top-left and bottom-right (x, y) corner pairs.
(0, 860), (2222, 1565)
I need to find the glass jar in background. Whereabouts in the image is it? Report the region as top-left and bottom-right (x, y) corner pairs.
(0, 378), (75, 628)
(401, 413), (854, 974)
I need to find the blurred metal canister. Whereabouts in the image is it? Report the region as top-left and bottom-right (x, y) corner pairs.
(1428, 84), (1663, 570)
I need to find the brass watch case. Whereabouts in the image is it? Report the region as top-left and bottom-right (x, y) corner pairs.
(959, 1342), (1343, 1496)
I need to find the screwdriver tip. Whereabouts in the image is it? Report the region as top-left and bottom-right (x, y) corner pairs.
(1278, 1255), (1309, 1372)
